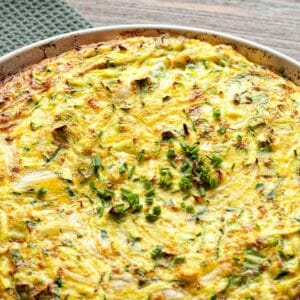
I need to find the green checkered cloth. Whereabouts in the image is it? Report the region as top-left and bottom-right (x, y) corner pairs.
(0, 0), (92, 56)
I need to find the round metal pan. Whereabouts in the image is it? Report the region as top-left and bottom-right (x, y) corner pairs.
(0, 24), (299, 85)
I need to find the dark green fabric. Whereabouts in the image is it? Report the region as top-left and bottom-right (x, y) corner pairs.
(0, 0), (92, 56)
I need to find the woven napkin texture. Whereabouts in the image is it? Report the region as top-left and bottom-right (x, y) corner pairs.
(0, 0), (92, 56)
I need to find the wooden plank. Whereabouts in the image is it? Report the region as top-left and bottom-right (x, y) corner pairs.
(68, 0), (300, 61)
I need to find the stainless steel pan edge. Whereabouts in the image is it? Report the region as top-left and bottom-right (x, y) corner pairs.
(0, 24), (299, 85)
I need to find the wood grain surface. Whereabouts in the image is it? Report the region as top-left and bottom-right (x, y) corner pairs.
(68, 0), (300, 61)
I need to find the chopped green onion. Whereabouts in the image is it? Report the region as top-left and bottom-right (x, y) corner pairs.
(167, 149), (176, 159)
(294, 149), (298, 157)
(119, 162), (128, 175)
(199, 187), (206, 197)
(162, 95), (171, 102)
(185, 205), (195, 214)
(255, 183), (264, 191)
(145, 188), (155, 197)
(208, 155), (223, 168)
(46, 146), (61, 163)
(151, 245), (163, 259)
(109, 203), (127, 220)
(217, 126), (226, 134)
(54, 277), (63, 288)
(96, 206), (104, 218)
(236, 134), (243, 141)
(180, 160), (190, 172)
(128, 166), (135, 179)
(173, 256), (186, 265)
(146, 205), (161, 222)
(217, 60), (226, 67)
(143, 181), (152, 190)
(37, 187), (47, 198)
(96, 188), (114, 201)
(145, 197), (154, 205)
(137, 149), (146, 162)
(92, 155), (101, 177)
(213, 108), (221, 119)
(209, 177), (219, 189)
(179, 174), (192, 191)
(180, 142), (199, 160)
(66, 186), (75, 197)
(159, 167), (173, 189)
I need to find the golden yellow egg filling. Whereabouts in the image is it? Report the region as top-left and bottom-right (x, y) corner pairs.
(0, 35), (299, 299)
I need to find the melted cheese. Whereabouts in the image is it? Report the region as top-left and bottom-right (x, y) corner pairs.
(0, 35), (299, 299)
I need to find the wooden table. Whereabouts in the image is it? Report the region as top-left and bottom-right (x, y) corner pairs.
(68, 0), (300, 61)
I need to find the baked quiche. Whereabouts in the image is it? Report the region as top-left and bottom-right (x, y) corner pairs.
(0, 35), (299, 300)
